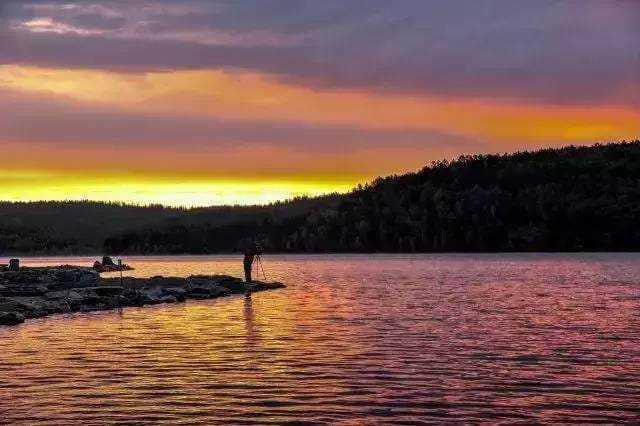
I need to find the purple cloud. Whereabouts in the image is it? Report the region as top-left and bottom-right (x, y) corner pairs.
(0, 88), (480, 152)
(0, 0), (637, 106)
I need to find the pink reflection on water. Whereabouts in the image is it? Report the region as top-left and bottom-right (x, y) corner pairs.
(1, 253), (640, 423)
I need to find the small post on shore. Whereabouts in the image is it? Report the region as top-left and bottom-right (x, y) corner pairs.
(118, 259), (123, 288)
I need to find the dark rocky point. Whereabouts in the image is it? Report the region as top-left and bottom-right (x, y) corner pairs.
(0, 265), (286, 327)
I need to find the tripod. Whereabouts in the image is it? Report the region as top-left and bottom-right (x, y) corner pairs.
(255, 254), (267, 281)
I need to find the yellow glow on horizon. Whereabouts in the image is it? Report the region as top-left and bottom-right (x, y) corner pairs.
(0, 172), (356, 207)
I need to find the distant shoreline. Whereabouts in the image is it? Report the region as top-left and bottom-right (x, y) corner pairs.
(4, 250), (640, 259)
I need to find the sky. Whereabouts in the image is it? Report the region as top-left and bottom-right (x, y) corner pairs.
(0, 0), (638, 206)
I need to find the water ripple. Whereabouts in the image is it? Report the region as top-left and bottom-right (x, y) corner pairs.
(2, 253), (640, 424)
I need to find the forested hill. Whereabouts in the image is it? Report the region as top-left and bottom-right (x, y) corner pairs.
(276, 140), (640, 252)
(104, 140), (640, 254)
(2, 141), (640, 255)
(0, 196), (340, 255)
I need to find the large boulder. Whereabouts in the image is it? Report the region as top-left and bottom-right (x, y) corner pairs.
(0, 311), (24, 326)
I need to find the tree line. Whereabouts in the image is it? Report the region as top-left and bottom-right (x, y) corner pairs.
(0, 196), (339, 255)
(2, 141), (639, 255)
(103, 141), (640, 254)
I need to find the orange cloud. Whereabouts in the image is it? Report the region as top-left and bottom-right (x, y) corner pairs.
(2, 65), (638, 145)
(1, 65), (638, 205)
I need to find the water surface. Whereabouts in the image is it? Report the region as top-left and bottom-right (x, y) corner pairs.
(2, 254), (640, 424)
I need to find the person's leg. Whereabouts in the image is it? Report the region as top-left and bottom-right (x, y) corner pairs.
(244, 265), (252, 282)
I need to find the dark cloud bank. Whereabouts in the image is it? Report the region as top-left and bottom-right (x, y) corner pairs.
(1, 0), (638, 106)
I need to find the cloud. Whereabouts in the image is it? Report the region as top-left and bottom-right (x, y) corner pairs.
(0, 87), (476, 148)
(3, 65), (637, 150)
(1, 0), (638, 106)
(0, 87), (484, 180)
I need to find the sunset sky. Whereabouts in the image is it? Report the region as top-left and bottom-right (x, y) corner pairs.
(1, 1), (638, 206)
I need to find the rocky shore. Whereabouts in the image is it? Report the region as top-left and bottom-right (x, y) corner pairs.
(0, 265), (285, 326)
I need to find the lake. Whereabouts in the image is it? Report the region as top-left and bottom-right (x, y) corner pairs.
(1, 253), (640, 423)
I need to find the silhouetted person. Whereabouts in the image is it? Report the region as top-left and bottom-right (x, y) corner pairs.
(243, 243), (262, 282)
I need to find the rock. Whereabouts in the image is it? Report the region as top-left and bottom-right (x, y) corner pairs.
(187, 284), (230, 299)
(93, 258), (134, 272)
(189, 275), (242, 287)
(249, 281), (287, 292)
(93, 261), (106, 272)
(119, 289), (144, 307)
(0, 270), (285, 325)
(0, 298), (46, 319)
(0, 311), (24, 326)
(0, 299), (24, 314)
(49, 269), (99, 290)
(137, 287), (163, 305)
(9, 259), (19, 272)
(150, 277), (188, 287)
(162, 287), (187, 301)
(43, 290), (84, 311)
(188, 277), (217, 287)
(70, 288), (101, 306)
(186, 275), (241, 295)
(77, 271), (100, 286)
(160, 295), (178, 304)
(4, 285), (48, 297)
(41, 300), (70, 315)
(1, 271), (40, 284)
(217, 281), (250, 294)
(56, 270), (75, 282)
(142, 295), (162, 305)
(88, 286), (123, 297)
